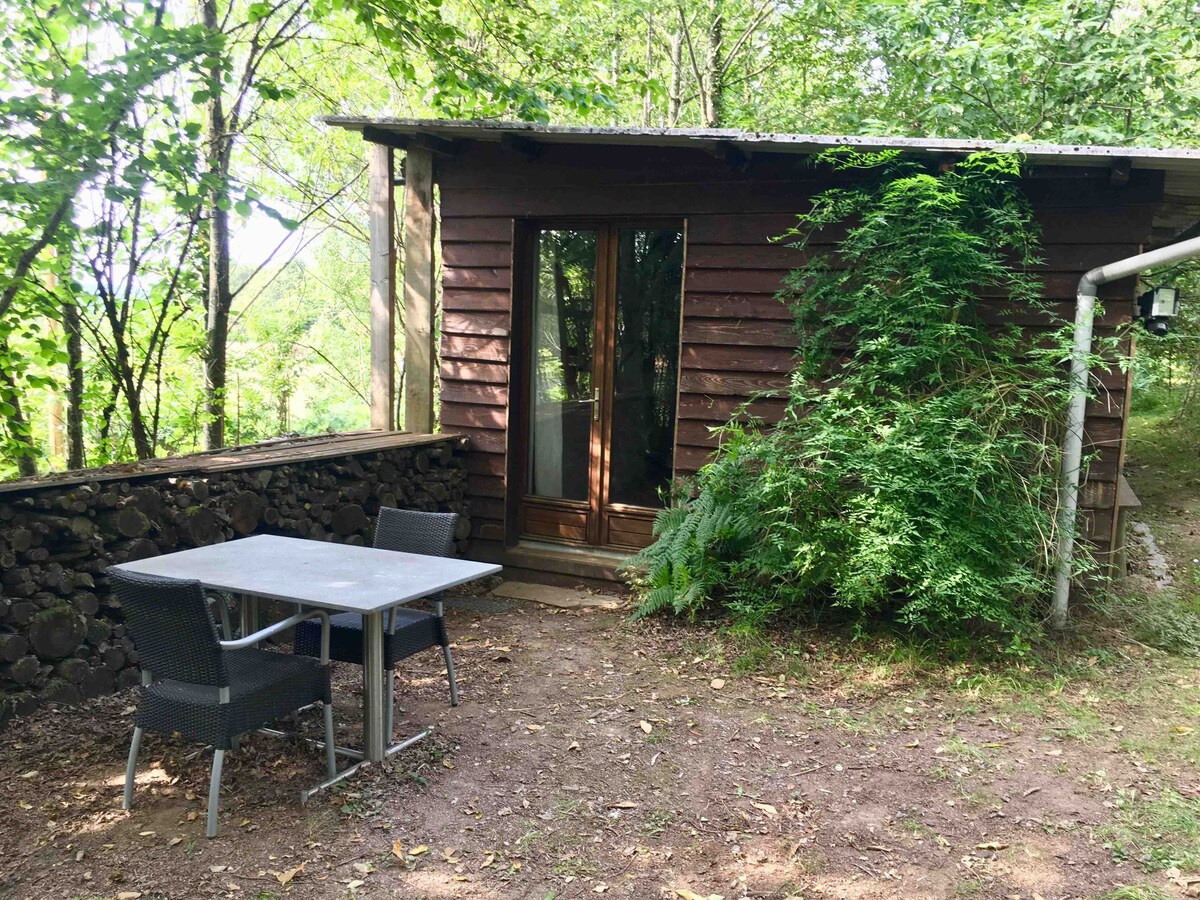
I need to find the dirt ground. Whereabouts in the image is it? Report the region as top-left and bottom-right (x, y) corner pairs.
(1, 568), (1198, 900)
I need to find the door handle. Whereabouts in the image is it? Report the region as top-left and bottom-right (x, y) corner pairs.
(592, 388), (600, 421)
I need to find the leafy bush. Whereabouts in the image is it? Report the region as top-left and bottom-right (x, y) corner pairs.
(630, 151), (1080, 641)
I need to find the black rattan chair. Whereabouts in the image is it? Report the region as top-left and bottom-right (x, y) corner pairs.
(111, 569), (337, 838)
(293, 507), (460, 740)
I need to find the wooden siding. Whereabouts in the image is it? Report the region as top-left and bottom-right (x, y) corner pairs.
(436, 142), (1163, 559)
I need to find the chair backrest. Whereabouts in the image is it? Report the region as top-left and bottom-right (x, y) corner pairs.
(109, 569), (227, 687)
(373, 507), (458, 558)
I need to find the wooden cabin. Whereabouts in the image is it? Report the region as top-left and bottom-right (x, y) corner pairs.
(327, 118), (1200, 584)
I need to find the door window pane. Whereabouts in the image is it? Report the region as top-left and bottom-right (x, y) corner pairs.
(527, 229), (596, 501)
(608, 228), (684, 507)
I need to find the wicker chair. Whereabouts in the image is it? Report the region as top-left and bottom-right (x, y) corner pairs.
(111, 569), (337, 838)
(293, 507), (460, 740)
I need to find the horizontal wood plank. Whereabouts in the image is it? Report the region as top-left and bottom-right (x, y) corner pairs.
(681, 344), (796, 373)
(442, 380), (508, 407)
(441, 334), (510, 363)
(442, 309), (511, 337)
(453, 426), (507, 455)
(442, 288), (512, 312)
(443, 241), (512, 269)
(682, 319), (797, 348)
(440, 359), (509, 385)
(678, 370), (789, 396)
(465, 452), (507, 477)
(468, 473), (506, 498)
(443, 267), (511, 291)
(678, 394), (789, 422)
(441, 401), (507, 430)
(441, 216), (513, 243)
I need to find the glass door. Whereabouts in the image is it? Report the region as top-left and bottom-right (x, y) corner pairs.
(520, 223), (683, 549)
(521, 228), (599, 543)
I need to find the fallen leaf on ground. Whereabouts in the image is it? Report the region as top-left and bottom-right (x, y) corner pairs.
(526, 723), (544, 732)
(639, 721), (653, 734)
(710, 678), (725, 690)
(976, 842), (1008, 851)
(275, 862), (305, 886)
(751, 801), (778, 818)
(608, 800), (637, 809)
(410, 845), (429, 856)
(391, 840), (405, 858)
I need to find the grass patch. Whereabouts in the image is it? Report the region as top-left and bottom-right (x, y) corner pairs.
(642, 809), (674, 838)
(1096, 591), (1200, 658)
(1101, 787), (1200, 872)
(1096, 888), (1175, 900)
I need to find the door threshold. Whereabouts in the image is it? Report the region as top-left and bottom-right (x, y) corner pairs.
(502, 540), (631, 583)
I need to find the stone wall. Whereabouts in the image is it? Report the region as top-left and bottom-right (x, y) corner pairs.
(0, 433), (469, 723)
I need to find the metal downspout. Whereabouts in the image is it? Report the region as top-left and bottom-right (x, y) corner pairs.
(1051, 234), (1200, 629)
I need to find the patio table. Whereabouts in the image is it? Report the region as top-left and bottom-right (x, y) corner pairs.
(110, 534), (500, 791)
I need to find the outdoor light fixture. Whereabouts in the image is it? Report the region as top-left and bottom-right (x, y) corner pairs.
(1135, 286), (1181, 336)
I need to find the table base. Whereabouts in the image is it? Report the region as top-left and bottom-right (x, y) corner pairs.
(251, 724), (433, 803)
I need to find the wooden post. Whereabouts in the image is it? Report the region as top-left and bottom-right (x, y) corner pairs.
(368, 142), (396, 431)
(402, 148), (436, 434)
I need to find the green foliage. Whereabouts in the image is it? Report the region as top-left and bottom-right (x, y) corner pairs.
(631, 151), (1080, 641)
(816, 0), (1200, 145)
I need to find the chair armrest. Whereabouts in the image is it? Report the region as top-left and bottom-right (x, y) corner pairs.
(220, 609), (332, 662)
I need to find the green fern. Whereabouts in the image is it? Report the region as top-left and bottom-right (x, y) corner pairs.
(627, 151), (1094, 641)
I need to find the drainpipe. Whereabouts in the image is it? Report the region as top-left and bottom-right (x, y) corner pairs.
(1051, 233), (1200, 629)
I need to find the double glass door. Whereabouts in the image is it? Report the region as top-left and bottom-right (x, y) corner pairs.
(520, 223), (684, 549)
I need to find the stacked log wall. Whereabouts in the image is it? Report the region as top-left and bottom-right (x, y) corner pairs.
(0, 435), (469, 724)
(436, 141), (1163, 564)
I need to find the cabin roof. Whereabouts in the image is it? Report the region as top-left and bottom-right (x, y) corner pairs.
(326, 117), (1200, 246)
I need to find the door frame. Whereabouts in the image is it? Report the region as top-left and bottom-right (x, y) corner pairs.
(508, 217), (686, 550)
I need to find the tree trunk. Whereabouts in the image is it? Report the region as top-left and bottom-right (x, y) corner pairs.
(643, 19), (654, 126)
(667, 30), (684, 126)
(0, 338), (37, 477)
(201, 0), (231, 451)
(703, 0), (724, 128)
(62, 296), (85, 469)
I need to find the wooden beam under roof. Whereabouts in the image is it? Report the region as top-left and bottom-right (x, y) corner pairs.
(402, 148), (437, 433)
(367, 143), (396, 430)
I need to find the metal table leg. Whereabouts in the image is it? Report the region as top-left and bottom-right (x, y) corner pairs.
(276, 606), (432, 802)
(239, 593), (259, 641)
(362, 610), (386, 763)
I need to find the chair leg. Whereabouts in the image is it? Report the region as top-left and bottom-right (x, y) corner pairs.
(323, 703), (337, 778)
(444, 645), (460, 707)
(122, 726), (143, 810)
(206, 749), (225, 839)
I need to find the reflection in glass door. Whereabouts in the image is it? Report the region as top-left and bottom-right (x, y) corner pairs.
(527, 230), (596, 505)
(520, 223), (683, 550)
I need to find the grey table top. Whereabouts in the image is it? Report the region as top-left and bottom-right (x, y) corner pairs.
(109, 534), (501, 613)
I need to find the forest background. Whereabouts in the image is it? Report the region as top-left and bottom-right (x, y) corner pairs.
(3, 0), (1199, 480)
